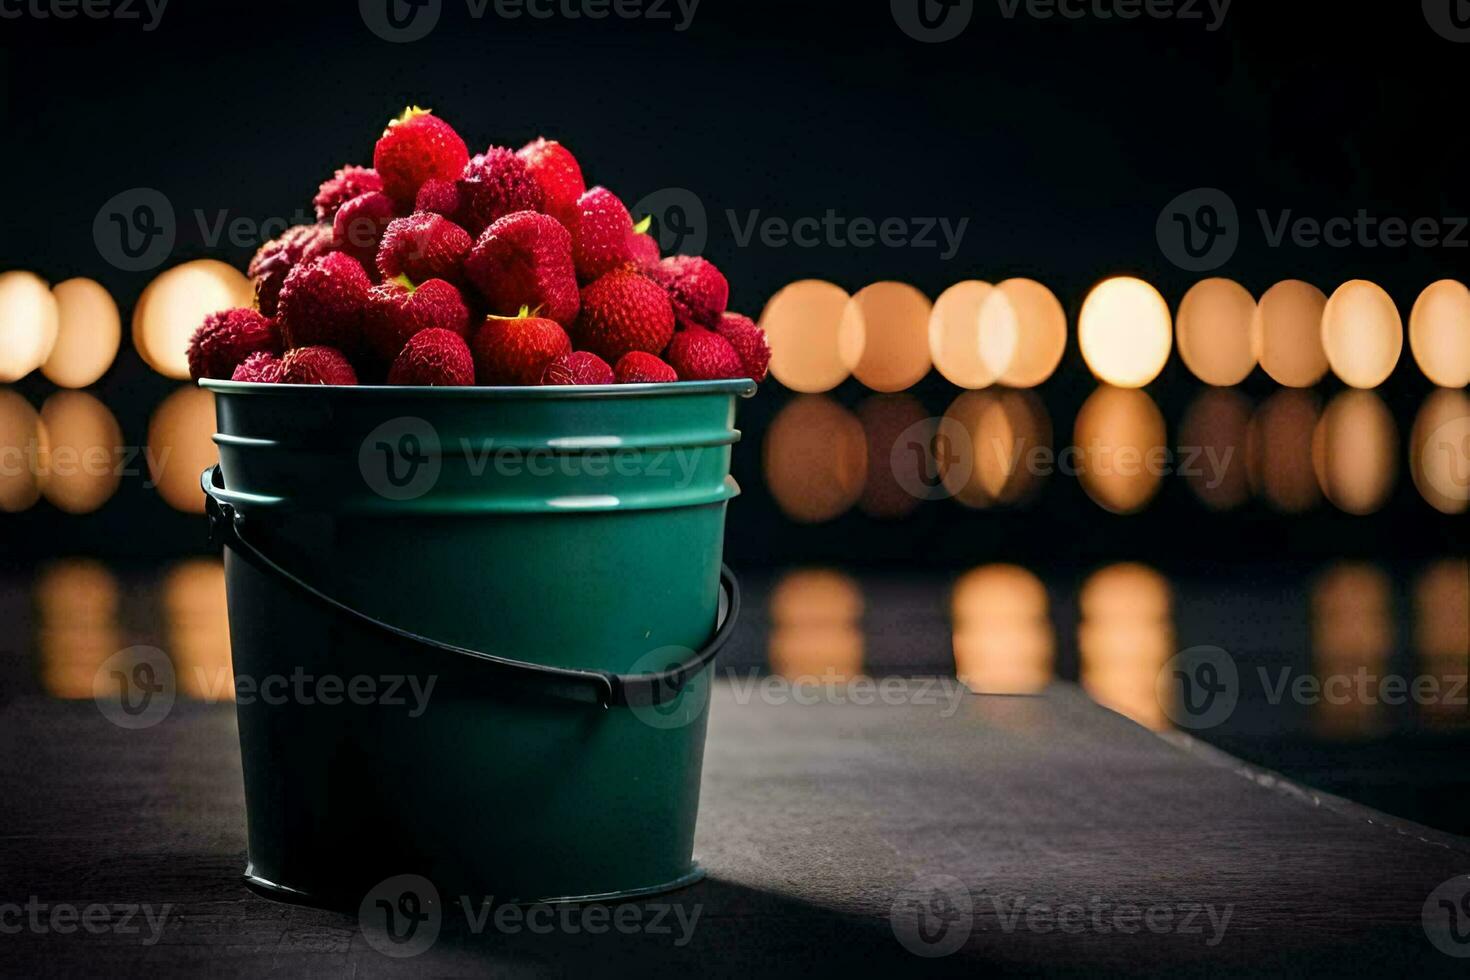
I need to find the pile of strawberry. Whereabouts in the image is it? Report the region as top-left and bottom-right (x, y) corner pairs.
(186, 108), (770, 388)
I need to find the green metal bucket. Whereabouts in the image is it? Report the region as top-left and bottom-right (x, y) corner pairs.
(198, 378), (754, 908)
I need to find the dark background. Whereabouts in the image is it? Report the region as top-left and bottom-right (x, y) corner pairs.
(0, 0), (1466, 565)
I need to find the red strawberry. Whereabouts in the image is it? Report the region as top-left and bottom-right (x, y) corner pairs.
(647, 255), (728, 329)
(387, 328), (475, 386)
(456, 147), (542, 234)
(187, 307), (281, 380)
(574, 268), (676, 363)
(570, 186), (635, 282)
(472, 309), (572, 386)
(231, 351), (284, 383)
(332, 191), (398, 271)
(249, 223), (334, 316)
(314, 165), (383, 222)
(516, 137), (585, 226)
(628, 230), (660, 270)
(373, 107), (470, 207)
(280, 345), (358, 385)
(666, 327), (744, 381)
(464, 211), (580, 326)
(362, 276), (470, 365)
(414, 178), (462, 218)
(376, 211), (473, 287)
(716, 312), (771, 383)
(276, 252), (372, 355)
(542, 350), (614, 386)
(614, 351), (678, 384)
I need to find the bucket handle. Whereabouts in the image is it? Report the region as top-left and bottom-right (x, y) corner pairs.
(201, 465), (738, 709)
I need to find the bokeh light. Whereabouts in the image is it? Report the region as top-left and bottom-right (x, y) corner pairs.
(768, 569), (864, 681)
(0, 389), (46, 512)
(760, 279), (853, 393)
(38, 391), (123, 514)
(1321, 279), (1402, 389)
(928, 281), (997, 388)
(839, 282), (933, 392)
(763, 396), (866, 523)
(978, 278), (1068, 388)
(134, 260), (253, 380)
(1247, 390), (1321, 512)
(1078, 563), (1173, 730)
(856, 395), (926, 519)
(1409, 387), (1470, 514)
(147, 385), (218, 513)
(36, 560), (121, 699)
(0, 271), (61, 383)
(1312, 390), (1397, 515)
(1415, 559), (1469, 728)
(1078, 277), (1172, 388)
(1178, 388), (1251, 511)
(951, 565), (1053, 694)
(165, 559), (234, 701)
(1312, 563), (1392, 739)
(1415, 559), (1469, 661)
(942, 389), (1051, 507)
(1313, 563), (1393, 666)
(1408, 280), (1470, 388)
(1254, 280), (1328, 387)
(1175, 278), (1257, 386)
(1073, 386), (1166, 514)
(44, 278), (122, 388)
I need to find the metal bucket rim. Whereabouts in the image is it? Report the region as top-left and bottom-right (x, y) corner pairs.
(200, 378), (758, 400)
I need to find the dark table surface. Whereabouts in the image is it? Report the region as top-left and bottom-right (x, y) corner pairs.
(2, 681), (1468, 978)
